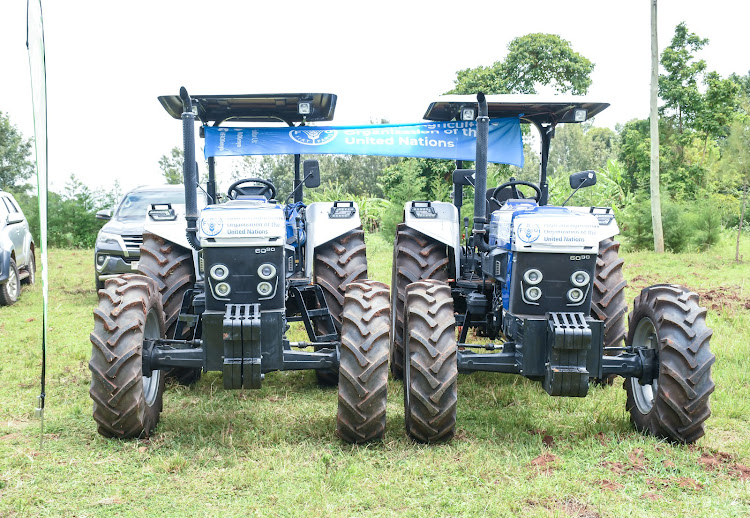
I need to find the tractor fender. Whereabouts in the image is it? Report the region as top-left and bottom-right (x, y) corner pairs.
(567, 206), (620, 241)
(142, 204), (202, 280)
(402, 201), (461, 279)
(304, 201), (363, 278)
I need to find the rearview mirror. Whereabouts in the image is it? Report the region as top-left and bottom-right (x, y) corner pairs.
(95, 209), (112, 221)
(303, 160), (321, 188)
(569, 170), (597, 189)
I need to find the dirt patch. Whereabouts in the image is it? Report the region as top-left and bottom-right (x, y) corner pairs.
(697, 449), (750, 480)
(696, 285), (750, 314)
(596, 479), (624, 491)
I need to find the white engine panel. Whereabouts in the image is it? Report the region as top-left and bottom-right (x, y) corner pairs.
(198, 199), (285, 248)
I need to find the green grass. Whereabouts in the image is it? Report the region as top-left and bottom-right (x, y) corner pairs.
(1, 234), (749, 517)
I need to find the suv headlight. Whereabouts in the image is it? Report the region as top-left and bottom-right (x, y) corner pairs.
(96, 231), (122, 249)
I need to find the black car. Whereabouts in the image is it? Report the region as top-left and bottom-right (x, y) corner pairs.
(94, 184), (188, 289)
(0, 188), (36, 305)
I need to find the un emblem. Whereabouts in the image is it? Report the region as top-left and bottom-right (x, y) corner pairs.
(200, 216), (223, 237)
(289, 129), (337, 146)
(516, 222), (541, 243)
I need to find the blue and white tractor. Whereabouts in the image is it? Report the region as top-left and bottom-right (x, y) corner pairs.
(391, 94), (714, 444)
(89, 89), (389, 443)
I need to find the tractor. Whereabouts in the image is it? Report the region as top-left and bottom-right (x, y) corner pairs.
(391, 93), (715, 444)
(89, 89), (390, 444)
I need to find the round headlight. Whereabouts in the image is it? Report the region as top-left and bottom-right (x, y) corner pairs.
(215, 282), (231, 297)
(523, 269), (543, 285)
(258, 263), (276, 280)
(257, 281), (273, 296)
(571, 270), (590, 287)
(525, 286), (542, 301)
(567, 288), (584, 303)
(210, 264), (229, 281)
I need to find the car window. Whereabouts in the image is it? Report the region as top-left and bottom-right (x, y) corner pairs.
(0, 197), (9, 218)
(2, 196), (18, 214)
(115, 190), (186, 218)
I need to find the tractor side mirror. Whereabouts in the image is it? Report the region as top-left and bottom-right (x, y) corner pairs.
(303, 159), (321, 188)
(569, 170), (597, 189)
(453, 169), (475, 186)
(95, 209), (112, 221)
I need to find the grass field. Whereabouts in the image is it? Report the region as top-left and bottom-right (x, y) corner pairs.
(1, 232), (749, 517)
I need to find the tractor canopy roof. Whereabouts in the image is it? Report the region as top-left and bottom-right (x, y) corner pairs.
(423, 95), (609, 126)
(158, 93), (337, 125)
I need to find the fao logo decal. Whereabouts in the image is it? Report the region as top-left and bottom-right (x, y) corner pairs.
(289, 129), (337, 146)
(516, 222), (541, 243)
(200, 216), (223, 237)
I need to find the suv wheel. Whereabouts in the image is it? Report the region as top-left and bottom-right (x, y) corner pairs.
(0, 259), (20, 306)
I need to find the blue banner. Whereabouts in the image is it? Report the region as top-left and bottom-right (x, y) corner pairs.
(204, 118), (524, 167)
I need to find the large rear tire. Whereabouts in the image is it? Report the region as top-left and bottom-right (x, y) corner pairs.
(313, 229), (368, 385)
(591, 238), (628, 384)
(336, 280), (390, 443)
(138, 232), (200, 385)
(390, 225), (449, 380)
(89, 274), (165, 438)
(404, 280), (457, 443)
(624, 284), (715, 444)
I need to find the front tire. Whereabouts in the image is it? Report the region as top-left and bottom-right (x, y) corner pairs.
(624, 284), (715, 444)
(390, 225), (449, 380)
(404, 280), (457, 443)
(336, 280), (390, 443)
(313, 229), (368, 386)
(89, 274), (166, 438)
(0, 259), (20, 306)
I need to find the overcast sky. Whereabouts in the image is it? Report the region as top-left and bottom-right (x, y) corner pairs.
(1, 1), (748, 195)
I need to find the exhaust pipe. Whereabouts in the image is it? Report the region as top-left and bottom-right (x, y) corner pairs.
(180, 87), (201, 250)
(472, 92), (489, 252)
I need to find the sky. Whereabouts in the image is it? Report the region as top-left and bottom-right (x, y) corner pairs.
(1, 0), (748, 195)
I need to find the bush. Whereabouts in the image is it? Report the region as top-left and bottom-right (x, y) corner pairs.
(620, 196), (706, 252)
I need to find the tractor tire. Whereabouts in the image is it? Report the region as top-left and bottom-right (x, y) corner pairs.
(313, 229), (368, 386)
(390, 224), (449, 380)
(138, 232), (200, 386)
(89, 274), (166, 438)
(591, 238), (628, 384)
(624, 284), (715, 444)
(21, 252), (35, 285)
(336, 280), (390, 443)
(403, 280), (457, 443)
(0, 259), (20, 306)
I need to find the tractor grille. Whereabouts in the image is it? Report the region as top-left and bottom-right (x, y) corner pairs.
(122, 234), (143, 255)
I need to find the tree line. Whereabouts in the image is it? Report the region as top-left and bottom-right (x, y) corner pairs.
(2, 25), (748, 251)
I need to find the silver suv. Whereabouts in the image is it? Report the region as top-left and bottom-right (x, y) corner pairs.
(0, 189), (36, 305)
(94, 184), (192, 288)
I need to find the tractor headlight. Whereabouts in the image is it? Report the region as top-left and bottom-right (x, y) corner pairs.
(523, 269), (543, 285)
(257, 282), (273, 296)
(525, 286), (542, 301)
(215, 282), (231, 297)
(210, 264), (229, 281)
(258, 263), (276, 280)
(570, 270), (590, 287)
(567, 288), (584, 303)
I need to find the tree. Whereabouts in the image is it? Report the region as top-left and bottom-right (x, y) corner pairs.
(659, 22), (708, 137)
(0, 111), (34, 189)
(724, 116), (750, 261)
(158, 146), (184, 184)
(449, 33), (594, 95)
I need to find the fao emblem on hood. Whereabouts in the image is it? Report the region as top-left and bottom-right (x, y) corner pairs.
(516, 222), (541, 243)
(289, 129), (337, 146)
(200, 216), (223, 237)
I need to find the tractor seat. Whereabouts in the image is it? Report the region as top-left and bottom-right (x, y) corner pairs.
(486, 187), (523, 213)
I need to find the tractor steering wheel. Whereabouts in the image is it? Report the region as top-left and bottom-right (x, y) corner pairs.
(227, 178), (277, 200)
(491, 180), (542, 206)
